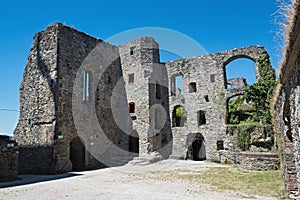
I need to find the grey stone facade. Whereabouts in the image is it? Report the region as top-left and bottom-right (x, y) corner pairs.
(14, 23), (271, 174)
(272, 1), (300, 197)
(0, 135), (18, 181)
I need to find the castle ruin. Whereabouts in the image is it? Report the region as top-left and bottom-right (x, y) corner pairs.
(14, 23), (270, 174)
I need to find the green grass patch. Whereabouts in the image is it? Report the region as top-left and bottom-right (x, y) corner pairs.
(151, 166), (287, 199)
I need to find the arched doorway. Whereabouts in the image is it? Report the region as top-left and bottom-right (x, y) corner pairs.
(187, 133), (206, 161)
(70, 136), (86, 171)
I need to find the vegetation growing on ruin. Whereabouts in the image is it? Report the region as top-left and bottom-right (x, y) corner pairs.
(228, 53), (277, 125)
(227, 53), (277, 150)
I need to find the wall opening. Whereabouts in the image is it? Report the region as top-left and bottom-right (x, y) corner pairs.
(210, 74), (216, 83)
(172, 105), (187, 127)
(283, 100), (293, 142)
(83, 70), (91, 101)
(197, 110), (207, 126)
(187, 134), (206, 161)
(128, 73), (134, 84)
(204, 95), (209, 102)
(226, 95), (252, 124)
(155, 81), (161, 99)
(129, 131), (139, 153)
(129, 102), (136, 114)
(224, 58), (256, 89)
(217, 140), (224, 150)
(130, 47), (136, 55)
(70, 136), (85, 171)
(189, 82), (197, 93)
(171, 75), (183, 96)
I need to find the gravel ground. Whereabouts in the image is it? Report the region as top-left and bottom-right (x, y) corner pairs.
(0, 160), (276, 200)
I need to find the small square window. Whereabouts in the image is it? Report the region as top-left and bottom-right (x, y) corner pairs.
(128, 73), (134, 83)
(217, 140), (224, 150)
(130, 47), (136, 55)
(189, 82), (197, 93)
(210, 74), (216, 83)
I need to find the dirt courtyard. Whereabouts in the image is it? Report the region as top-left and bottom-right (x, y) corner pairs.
(0, 160), (277, 200)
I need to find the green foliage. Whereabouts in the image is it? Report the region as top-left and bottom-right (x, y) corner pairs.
(176, 106), (186, 118)
(227, 123), (274, 151)
(243, 53), (277, 124)
(228, 53), (277, 125)
(210, 157), (221, 163)
(175, 106), (187, 127)
(228, 96), (256, 124)
(236, 124), (252, 151)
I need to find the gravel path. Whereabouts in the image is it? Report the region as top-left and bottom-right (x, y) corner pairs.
(0, 160), (276, 200)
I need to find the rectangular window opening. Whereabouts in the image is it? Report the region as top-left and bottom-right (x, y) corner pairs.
(189, 82), (197, 93)
(204, 95), (209, 102)
(198, 110), (207, 126)
(83, 71), (90, 101)
(217, 140), (224, 150)
(210, 74), (216, 83)
(128, 73), (134, 84)
(130, 47), (136, 55)
(155, 81), (161, 99)
(129, 102), (136, 113)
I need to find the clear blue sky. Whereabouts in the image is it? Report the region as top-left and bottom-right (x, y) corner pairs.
(0, 0), (284, 135)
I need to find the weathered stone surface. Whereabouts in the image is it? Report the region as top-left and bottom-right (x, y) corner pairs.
(239, 152), (279, 171)
(272, 1), (300, 197)
(14, 23), (272, 174)
(0, 135), (18, 181)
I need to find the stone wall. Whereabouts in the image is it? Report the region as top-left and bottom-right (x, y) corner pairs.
(166, 46), (267, 160)
(15, 23), (274, 174)
(272, 1), (300, 197)
(14, 25), (58, 174)
(0, 136), (18, 181)
(15, 23), (131, 173)
(239, 152), (279, 171)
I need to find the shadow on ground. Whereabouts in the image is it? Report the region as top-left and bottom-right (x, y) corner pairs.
(0, 173), (82, 189)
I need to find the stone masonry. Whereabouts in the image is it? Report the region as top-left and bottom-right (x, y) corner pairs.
(14, 23), (272, 174)
(272, 1), (300, 198)
(0, 135), (18, 181)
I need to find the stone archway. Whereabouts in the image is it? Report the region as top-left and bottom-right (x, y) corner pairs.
(187, 133), (206, 161)
(221, 46), (267, 89)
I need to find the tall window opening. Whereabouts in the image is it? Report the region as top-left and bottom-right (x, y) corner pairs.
(155, 81), (161, 99)
(172, 105), (187, 127)
(198, 110), (207, 126)
(128, 73), (134, 84)
(210, 74), (216, 83)
(130, 47), (136, 55)
(129, 102), (136, 114)
(83, 70), (90, 101)
(171, 75), (183, 96)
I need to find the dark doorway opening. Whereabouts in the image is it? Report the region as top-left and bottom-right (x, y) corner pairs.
(70, 136), (85, 171)
(129, 131), (139, 153)
(192, 139), (202, 161)
(187, 134), (206, 161)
